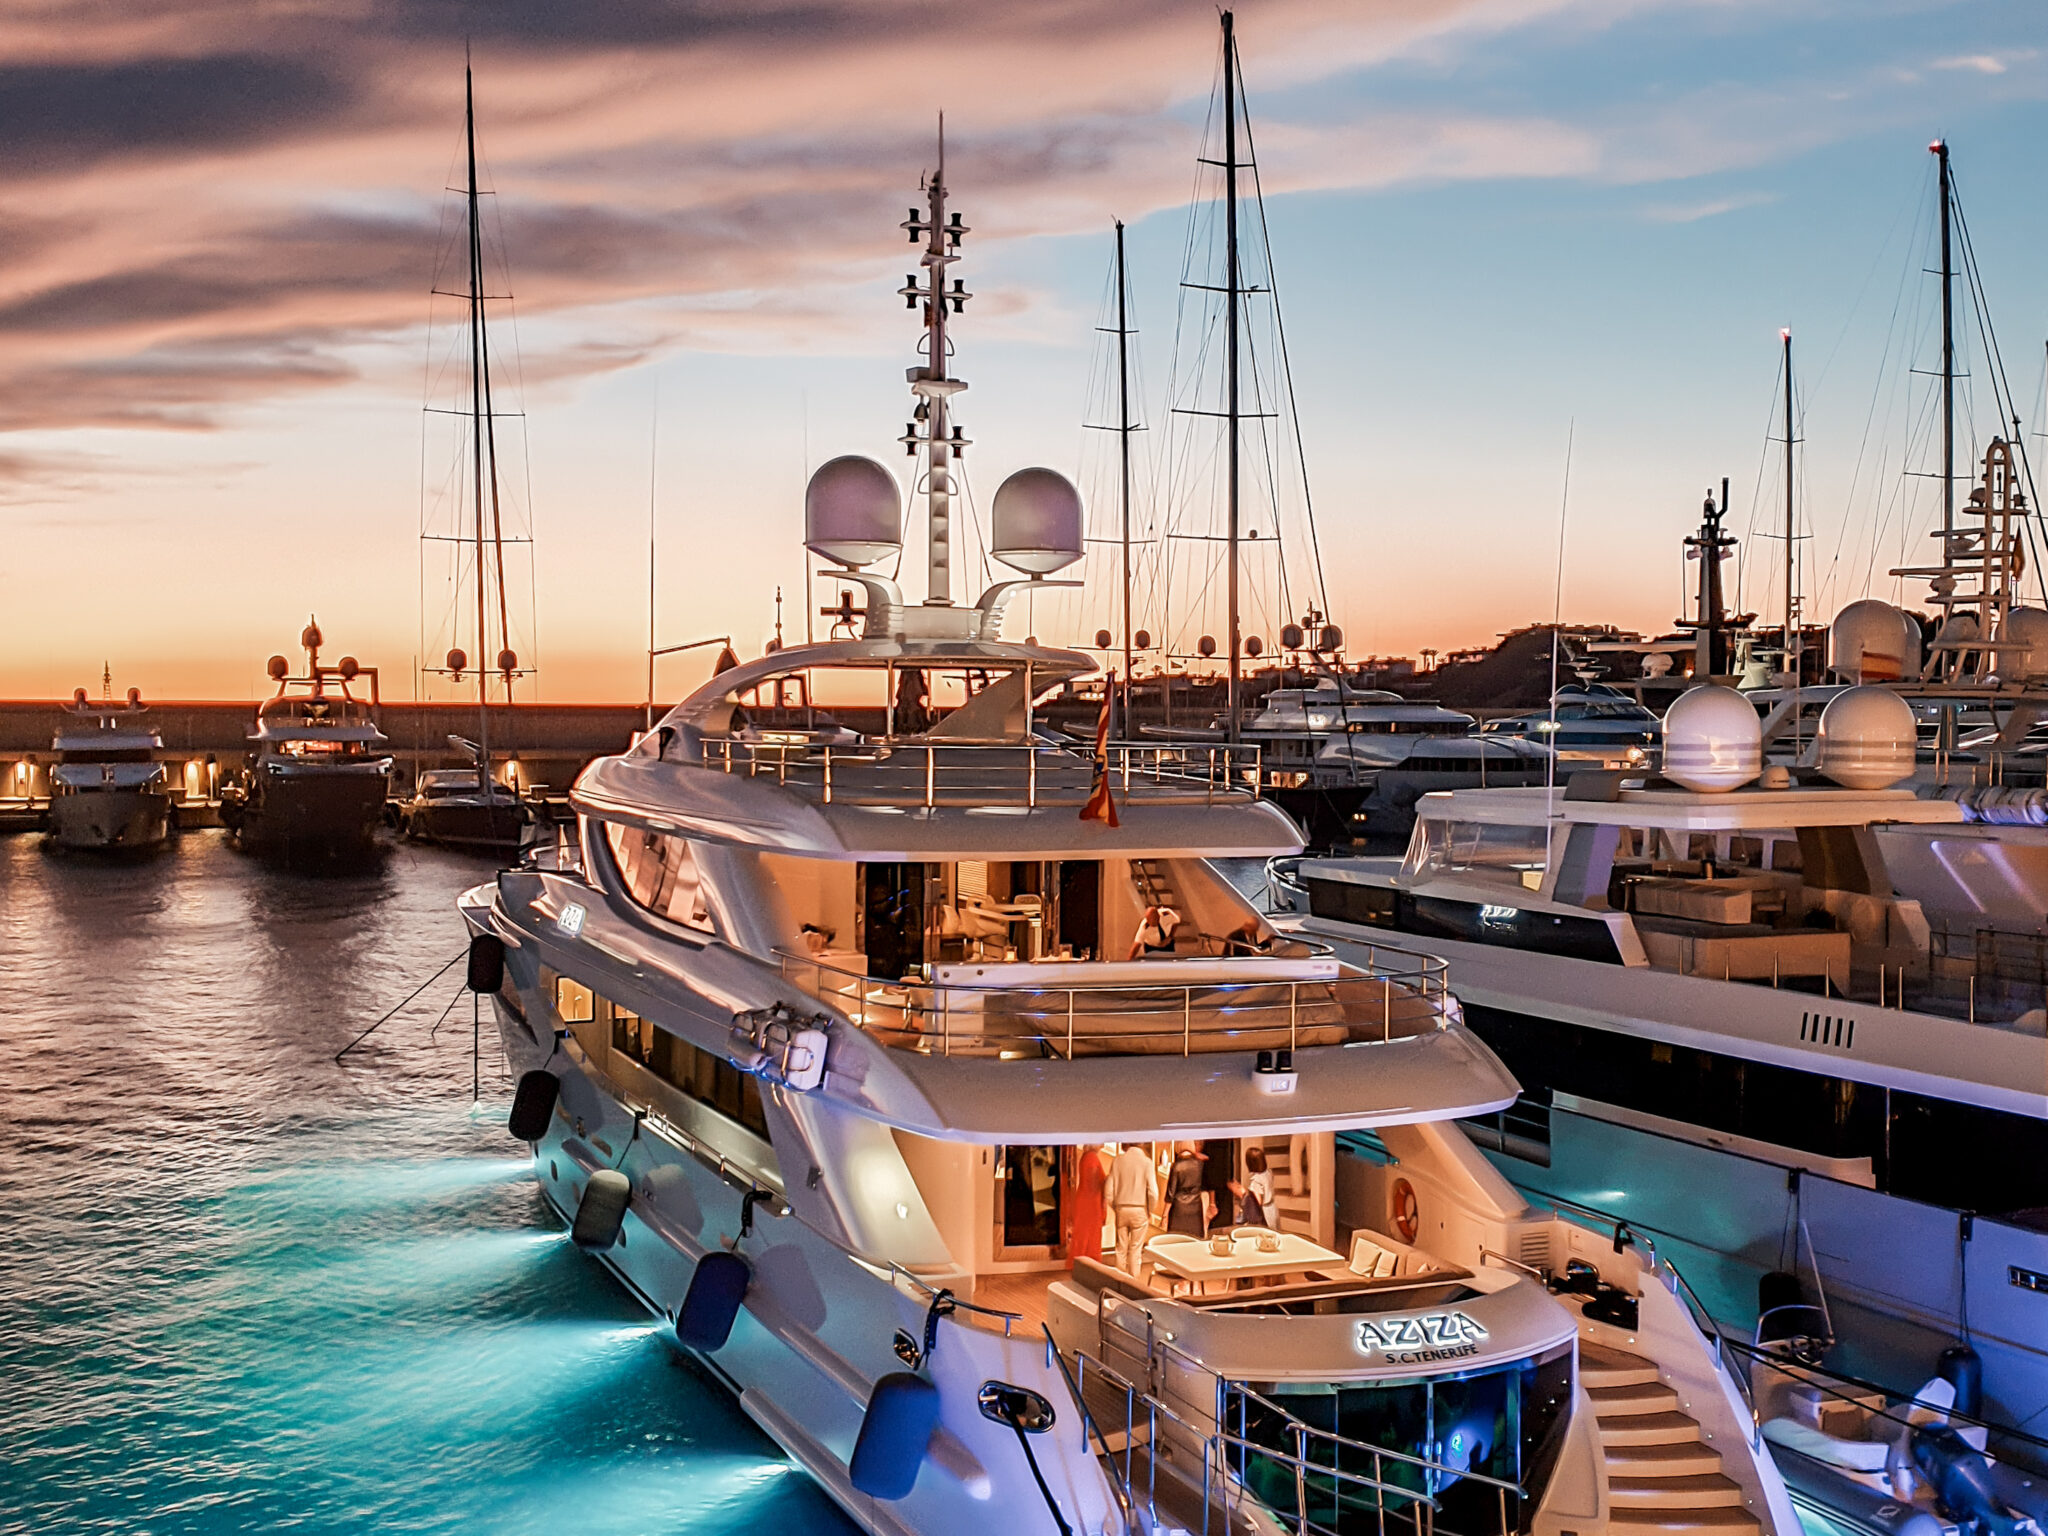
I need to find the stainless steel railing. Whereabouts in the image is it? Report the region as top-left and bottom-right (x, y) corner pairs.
(777, 948), (1454, 1058)
(691, 736), (1265, 808)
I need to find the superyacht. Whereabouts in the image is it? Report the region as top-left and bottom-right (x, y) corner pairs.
(456, 112), (1790, 1536)
(220, 622), (393, 858)
(47, 689), (171, 852)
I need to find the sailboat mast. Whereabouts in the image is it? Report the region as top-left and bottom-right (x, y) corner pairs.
(463, 64), (491, 778)
(1935, 139), (1955, 543)
(1115, 218), (1134, 735)
(1222, 9), (1242, 745)
(1783, 329), (1796, 682)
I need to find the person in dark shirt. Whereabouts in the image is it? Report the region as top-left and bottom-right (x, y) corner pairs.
(1164, 1142), (1209, 1237)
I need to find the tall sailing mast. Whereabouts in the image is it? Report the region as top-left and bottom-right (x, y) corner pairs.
(1934, 139), (1955, 545)
(1114, 220), (1136, 732)
(1221, 9), (1244, 743)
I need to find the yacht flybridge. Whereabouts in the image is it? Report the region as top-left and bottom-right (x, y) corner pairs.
(220, 621), (392, 858)
(1281, 682), (2048, 1455)
(458, 102), (1790, 1536)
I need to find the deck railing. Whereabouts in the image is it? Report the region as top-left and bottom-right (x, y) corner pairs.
(777, 948), (1454, 1058)
(689, 736), (1264, 809)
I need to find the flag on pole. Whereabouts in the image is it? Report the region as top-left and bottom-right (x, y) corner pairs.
(1081, 671), (1120, 827)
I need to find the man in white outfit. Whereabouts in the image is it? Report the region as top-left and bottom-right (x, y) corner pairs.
(1104, 1143), (1159, 1276)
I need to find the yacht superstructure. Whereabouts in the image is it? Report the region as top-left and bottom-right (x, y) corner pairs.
(220, 622), (392, 858)
(47, 690), (170, 852)
(1278, 684), (2048, 1457)
(457, 116), (1790, 1536)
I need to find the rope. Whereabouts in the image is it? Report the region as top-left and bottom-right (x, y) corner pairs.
(333, 949), (467, 1062)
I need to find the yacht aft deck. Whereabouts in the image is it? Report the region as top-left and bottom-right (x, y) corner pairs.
(779, 949), (1453, 1058)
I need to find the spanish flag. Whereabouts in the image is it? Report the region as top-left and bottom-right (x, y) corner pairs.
(1080, 671), (1120, 827)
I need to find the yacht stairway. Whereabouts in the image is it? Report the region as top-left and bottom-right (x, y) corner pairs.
(1583, 1340), (1759, 1536)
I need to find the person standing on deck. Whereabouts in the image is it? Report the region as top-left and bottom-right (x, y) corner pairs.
(1105, 1143), (1158, 1276)
(1066, 1144), (1109, 1268)
(1164, 1142), (1209, 1237)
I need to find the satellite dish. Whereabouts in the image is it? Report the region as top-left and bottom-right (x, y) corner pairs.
(497, 649), (518, 675)
(71, 687), (87, 705)
(1317, 624), (1344, 653)
(1828, 600), (1908, 683)
(1281, 623), (1305, 650)
(1094, 629), (1113, 650)
(266, 655), (290, 681)
(338, 656), (360, 679)
(1198, 635), (1217, 658)
(1134, 629), (1152, 649)
(446, 648), (467, 677)
(1245, 636), (1263, 658)
(991, 467), (1084, 575)
(126, 687), (142, 706)
(805, 456), (902, 569)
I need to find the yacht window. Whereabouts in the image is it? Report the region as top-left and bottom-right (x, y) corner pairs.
(553, 974), (595, 1024)
(605, 822), (714, 932)
(1400, 818), (1552, 888)
(604, 995), (766, 1137)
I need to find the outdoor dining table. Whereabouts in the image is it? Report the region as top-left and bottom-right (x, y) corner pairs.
(1146, 1231), (1346, 1287)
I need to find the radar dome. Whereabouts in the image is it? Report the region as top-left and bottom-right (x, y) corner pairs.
(1641, 651), (1673, 678)
(1831, 600), (1909, 683)
(1281, 623), (1305, 650)
(1816, 685), (1917, 790)
(1134, 628), (1151, 649)
(1198, 635), (1217, 658)
(337, 656), (360, 679)
(991, 467), (1084, 575)
(1662, 685), (1762, 792)
(301, 621), (322, 652)
(1246, 635), (1263, 658)
(804, 456), (902, 569)
(2005, 607), (2048, 682)
(1094, 629), (1112, 649)
(1317, 624), (1344, 652)
(266, 655), (290, 681)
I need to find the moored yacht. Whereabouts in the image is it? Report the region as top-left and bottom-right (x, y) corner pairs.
(1277, 683), (2048, 1465)
(220, 622), (392, 858)
(456, 120), (1790, 1536)
(47, 689), (171, 852)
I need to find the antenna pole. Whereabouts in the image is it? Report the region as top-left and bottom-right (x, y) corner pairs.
(1115, 218), (1134, 736)
(646, 385), (658, 732)
(1783, 328), (1797, 667)
(464, 61), (491, 783)
(1936, 139), (1955, 544)
(1222, 9), (1243, 745)
(908, 116), (968, 606)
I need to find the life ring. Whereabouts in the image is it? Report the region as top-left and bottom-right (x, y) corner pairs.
(1390, 1177), (1419, 1244)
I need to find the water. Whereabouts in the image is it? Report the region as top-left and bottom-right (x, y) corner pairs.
(0, 832), (855, 1536)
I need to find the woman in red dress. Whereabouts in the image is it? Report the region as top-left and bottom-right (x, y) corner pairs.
(1065, 1144), (1109, 1266)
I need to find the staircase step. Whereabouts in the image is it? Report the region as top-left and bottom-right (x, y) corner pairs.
(1598, 1411), (1703, 1447)
(1589, 1382), (1681, 1417)
(1581, 1341), (1662, 1390)
(1607, 1508), (1759, 1534)
(1610, 1474), (1747, 1510)
(1604, 1441), (1722, 1476)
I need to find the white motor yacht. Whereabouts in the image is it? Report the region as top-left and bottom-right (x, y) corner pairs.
(455, 139), (1790, 1536)
(221, 622), (392, 858)
(48, 690), (170, 852)
(1276, 683), (2048, 1466)
(1480, 686), (1661, 771)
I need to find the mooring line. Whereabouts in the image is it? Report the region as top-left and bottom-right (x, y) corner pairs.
(334, 950), (466, 1063)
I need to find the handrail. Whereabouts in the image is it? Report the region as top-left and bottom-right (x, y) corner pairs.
(778, 948), (1453, 1058)
(883, 1261), (1020, 1336)
(694, 735), (1267, 808)
(1040, 1326), (1140, 1536)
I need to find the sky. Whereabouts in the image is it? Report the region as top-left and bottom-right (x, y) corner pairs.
(1, 0), (2045, 702)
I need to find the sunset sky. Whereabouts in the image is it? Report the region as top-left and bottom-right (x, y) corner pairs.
(2, 0), (2045, 701)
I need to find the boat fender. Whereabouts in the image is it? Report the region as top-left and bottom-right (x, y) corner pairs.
(676, 1252), (750, 1350)
(465, 933), (505, 993)
(1938, 1345), (1984, 1419)
(570, 1169), (631, 1251)
(507, 1069), (560, 1143)
(1911, 1423), (2012, 1533)
(849, 1373), (941, 1501)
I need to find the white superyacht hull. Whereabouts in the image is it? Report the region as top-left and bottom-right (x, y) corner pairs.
(47, 787), (171, 852)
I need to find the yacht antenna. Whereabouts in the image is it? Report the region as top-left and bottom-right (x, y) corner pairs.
(1935, 139), (1955, 544)
(1115, 218), (1135, 734)
(900, 115), (970, 605)
(645, 383), (658, 731)
(1222, 9), (1243, 744)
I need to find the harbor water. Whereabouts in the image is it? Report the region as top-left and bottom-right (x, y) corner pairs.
(0, 832), (854, 1535)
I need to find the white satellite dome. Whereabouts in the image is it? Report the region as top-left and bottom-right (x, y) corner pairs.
(1933, 611), (1980, 655)
(2004, 607), (2048, 682)
(1662, 685), (1762, 793)
(1815, 685), (1918, 790)
(990, 467), (1084, 575)
(1830, 599), (1909, 684)
(804, 456), (902, 569)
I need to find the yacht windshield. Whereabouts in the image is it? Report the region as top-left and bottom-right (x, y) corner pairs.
(1400, 819), (1552, 890)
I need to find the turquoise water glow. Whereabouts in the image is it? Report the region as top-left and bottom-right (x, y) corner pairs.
(0, 832), (853, 1535)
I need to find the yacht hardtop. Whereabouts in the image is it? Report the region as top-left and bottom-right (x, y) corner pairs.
(459, 115), (1790, 1536)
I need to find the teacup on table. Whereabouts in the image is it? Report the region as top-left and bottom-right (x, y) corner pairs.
(1209, 1233), (1236, 1257)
